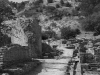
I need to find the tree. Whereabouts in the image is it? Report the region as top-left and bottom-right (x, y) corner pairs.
(0, 0), (15, 47)
(81, 11), (100, 32)
(9, 1), (17, 9)
(64, 2), (72, 7)
(0, 1), (14, 21)
(42, 30), (56, 39)
(60, 0), (64, 6)
(79, 0), (100, 16)
(17, 2), (26, 12)
(79, 0), (100, 33)
(48, 0), (53, 3)
(61, 27), (80, 39)
(93, 3), (100, 12)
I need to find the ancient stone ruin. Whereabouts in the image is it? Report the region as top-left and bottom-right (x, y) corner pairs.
(1, 17), (42, 59)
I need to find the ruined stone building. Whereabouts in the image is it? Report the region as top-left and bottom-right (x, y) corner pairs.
(2, 17), (42, 57)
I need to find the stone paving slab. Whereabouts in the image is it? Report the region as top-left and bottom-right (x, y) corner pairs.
(26, 47), (74, 75)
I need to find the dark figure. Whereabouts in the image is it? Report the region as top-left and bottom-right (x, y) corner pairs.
(73, 61), (79, 75)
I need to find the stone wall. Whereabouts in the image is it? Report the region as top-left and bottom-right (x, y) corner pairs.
(28, 18), (42, 57)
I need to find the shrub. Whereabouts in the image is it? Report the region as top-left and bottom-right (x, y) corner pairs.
(64, 2), (72, 7)
(45, 6), (56, 13)
(93, 3), (100, 12)
(61, 27), (81, 40)
(81, 53), (94, 63)
(85, 53), (94, 63)
(81, 11), (100, 32)
(56, 4), (60, 8)
(79, 0), (100, 34)
(48, 0), (53, 3)
(50, 22), (57, 28)
(81, 17), (95, 31)
(0, 1), (14, 47)
(42, 31), (56, 40)
(75, 29), (81, 34)
(60, 0), (64, 6)
(71, 9), (79, 16)
(42, 33), (48, 40)
(78, 0), (100, 16)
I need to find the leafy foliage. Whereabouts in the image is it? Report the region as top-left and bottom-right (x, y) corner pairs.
(64, 2), (72, 7)
(0, 1), (15, 47)
(48, 0), (53, 3)
(81, 11), (100, 33)
(61, 27), (80, 39)
(9, 1), (28, 12)
(0, 2), (14, 21)
(79, 0), (100, 34)
(82, 53), (94, 63)
(93, 3), (100, 12)
(79, 0), (100, 16)
(42, 31), (56, 40)
(60, 0), (64, 6)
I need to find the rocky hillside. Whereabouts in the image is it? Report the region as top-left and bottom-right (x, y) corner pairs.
(0, 0), (82, 46)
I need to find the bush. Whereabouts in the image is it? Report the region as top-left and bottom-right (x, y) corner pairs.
(0, 1), (15, 47)
(50, 22), (57, 28)
(45, 6), (56, 13)
(42, 33), (48, 40)
(61, 27), (81, 40)
(56, 4), (60, 8)
(79, 0), (100, 34)
(81, 11), (100, 32)
(71, 9), (79, 16)
(78, 0), (100, 16)
(85, 53), (94, 63)
(93, 3), (100, 12)
(48, 0), (53, 3)
(42, 31), (56, 40)
(60, 0), (64, 6)
(64, 2), (72, 7)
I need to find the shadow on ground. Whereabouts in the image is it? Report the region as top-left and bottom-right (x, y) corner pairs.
(25, 64), (43, 75)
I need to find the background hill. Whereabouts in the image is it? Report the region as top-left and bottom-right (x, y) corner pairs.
(1, 0), (100, 43)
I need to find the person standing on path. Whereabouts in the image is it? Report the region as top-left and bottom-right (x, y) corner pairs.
(73, 54), (79, 75)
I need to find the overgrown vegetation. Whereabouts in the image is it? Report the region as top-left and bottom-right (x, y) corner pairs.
(0, 0), (81, 47)
(61, 27), (81, 40)
(9, 1), (28, 12)
(78, 0), (100, 16)
(42, 31), (56, 40)
(0, 1), (15, 47)
(79, 0), (100, 35)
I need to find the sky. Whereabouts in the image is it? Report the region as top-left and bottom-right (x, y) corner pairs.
(9, 0), (28, 3)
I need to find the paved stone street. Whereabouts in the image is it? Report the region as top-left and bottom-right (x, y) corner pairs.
(26, 47), (74, 75)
